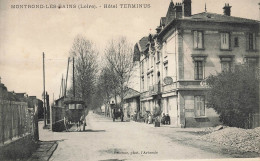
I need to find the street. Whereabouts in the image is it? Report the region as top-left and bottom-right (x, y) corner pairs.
(36, 112), (255, 161)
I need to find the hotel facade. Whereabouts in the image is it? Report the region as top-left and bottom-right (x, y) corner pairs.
(134, 0), (260, 127)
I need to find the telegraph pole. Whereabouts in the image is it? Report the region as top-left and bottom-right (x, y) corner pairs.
(73, 57), (75, 98)
(43, 52), (46, 127)
(64, 57), (70, 97)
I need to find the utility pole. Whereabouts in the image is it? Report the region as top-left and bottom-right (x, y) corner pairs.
(73, 57), (75, 98)
(43, 52), (46, 127)
(64, 57), (70, 97)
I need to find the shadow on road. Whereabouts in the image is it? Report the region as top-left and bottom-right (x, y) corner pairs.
(99, 159), (126, 161)
(67, 129), (106, 132)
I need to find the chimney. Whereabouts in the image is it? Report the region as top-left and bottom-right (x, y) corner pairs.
(223, 3), (232, 16)
(259, 3), (260, 20)
(182, 0), (192, 17)
(174, 2), (183, 19)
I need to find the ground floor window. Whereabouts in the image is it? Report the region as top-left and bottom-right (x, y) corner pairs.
(194, 96), (205, 117)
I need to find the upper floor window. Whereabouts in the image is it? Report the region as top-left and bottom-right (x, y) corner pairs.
(194, 96), (205, 117)
(141, 77), (144, 91)
(220, 32), (230, 50)
(157, 52), (160, 62)
(247, 33), (256, 51)
(147, 74), (150, 90)
(146, 58), (149, 71)
(194, 61), (203, 80)
(234, 37), (239, 47)
(141, 61), (144, 74)
(193, 31), (203, 49)
(164, 63), (168, 77)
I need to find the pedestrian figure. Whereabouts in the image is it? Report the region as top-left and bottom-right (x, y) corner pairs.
(165, 114), (171, 125)
(148, 113), (152, 124)
(64, 117), (68, 131)
(161, 113), (166, 125)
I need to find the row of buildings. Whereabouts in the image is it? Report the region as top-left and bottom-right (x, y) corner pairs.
(121, 0), (260, 127)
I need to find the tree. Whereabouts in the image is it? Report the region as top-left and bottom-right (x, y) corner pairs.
(206, 64), (259, 128)
(103, 37), (135, 111)
(69, 35), (98, 108)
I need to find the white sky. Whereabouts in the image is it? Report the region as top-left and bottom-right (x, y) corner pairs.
(0, 0), (259, 100)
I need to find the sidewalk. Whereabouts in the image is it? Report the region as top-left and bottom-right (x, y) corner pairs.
(27, 122), (58, 161)
(27, 141), (58, 161)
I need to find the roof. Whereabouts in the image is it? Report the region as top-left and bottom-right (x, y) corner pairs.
(187, 12), (260, 24)
(160, 17), (166, 26)
(158, 12), (259, 39)
(138, 36), (149, 52)
(133, 36), (149, 61)
(165, 1), (175, 25)
(124, 88), (140, 100)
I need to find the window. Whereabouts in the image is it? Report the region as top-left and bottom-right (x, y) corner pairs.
(246, 58), (259, 73)
(141, 61), (144, 74)
(194, 96), (205, 117)
(193, 31), (203, 49)
(220, 33), (230, 50)
(248, 33), (256, 51)
(194, 61), (203, 80)
(157, 52), (160, 62)
(164, 63), (168, 77)
(234, 37), (239, 47)
(147, 75), (150, 90)
(221, 61), (231, 72)
(151, 73), (154, 86)
(141, 77), (144, 91)
(146, 58), (149, 71)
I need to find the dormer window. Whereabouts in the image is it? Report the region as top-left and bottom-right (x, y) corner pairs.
(193, 31), (204, 49)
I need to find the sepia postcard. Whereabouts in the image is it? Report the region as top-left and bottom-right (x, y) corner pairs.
(0, 0), (259, 161)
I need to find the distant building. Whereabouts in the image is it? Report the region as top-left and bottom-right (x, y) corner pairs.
(135, 0), (260, 127)
(123, 88), (140, 120)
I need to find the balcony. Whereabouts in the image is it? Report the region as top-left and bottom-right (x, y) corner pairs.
(149, 84), (161, 95)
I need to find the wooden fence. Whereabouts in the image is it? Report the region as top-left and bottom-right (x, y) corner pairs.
(0, 100), (36, 145)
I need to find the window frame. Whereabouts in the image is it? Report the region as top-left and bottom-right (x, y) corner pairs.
(194, 61), (204, 80)
(248, 33), (256, 51)
(194, 96), (205, 117)
(234, 37), (239, 47)
(193, 30), (204, 49)
(220, 32), (231, 50)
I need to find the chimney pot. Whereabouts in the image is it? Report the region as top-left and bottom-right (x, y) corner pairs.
(223, 3), (232, 16)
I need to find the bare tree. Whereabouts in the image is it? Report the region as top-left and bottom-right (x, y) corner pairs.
(69, 35), (98, 108)
(104, 37), (135, 110)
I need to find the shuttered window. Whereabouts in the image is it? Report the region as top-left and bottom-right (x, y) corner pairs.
(247, 33), (256, 51)
(193, 31), (203, 49)
(220, 33), (230, 50)
(194, 96), (205, 117)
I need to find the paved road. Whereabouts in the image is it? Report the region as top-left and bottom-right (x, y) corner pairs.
(40, 112), (230, 161)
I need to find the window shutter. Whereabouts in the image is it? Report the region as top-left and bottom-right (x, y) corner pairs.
(229, 33), (231, 50)
(253, 33), (256, 50)
(198, 32), (203, 49)
(193, 31), (197, 48)
(246, 33), (249, 50)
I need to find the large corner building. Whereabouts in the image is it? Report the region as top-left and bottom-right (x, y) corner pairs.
(134, 0), (260, 127)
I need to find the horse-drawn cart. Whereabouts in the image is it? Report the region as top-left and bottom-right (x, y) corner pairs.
(110, 103), (124, 122)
